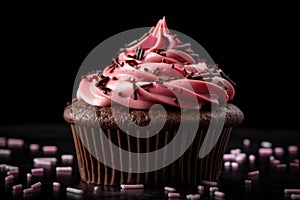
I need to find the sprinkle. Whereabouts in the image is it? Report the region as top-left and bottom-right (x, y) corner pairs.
(274, 147), (285, 157)
(132, 83), (137, 100)
(129, 77), (136, 82)
(153, 67), (160, 75)
(164, 187), (176, 192)
(243, 138), (251, 147)
(95, 76), (109, 87)
(139, 82), (153, 88)
(12, 184), (23, 190)
(56, 167), (72, 173)
(183, 68), (188, 76)
(261, 141), (272, 148)
(168, 192), (180, 198)
(94, 186), (100, 191)
(29, 144), (40, 152)
(276, 164), (286, 170)
(31, 182), (41, 189)
(209, 187), (219, 192)
(53, 182), (60, 188)
(291, 194), (300, 199)
(178, 88), (183, 94)
(231, 162), (239, 170)
(197, 185), (205, 191)
(42, 146), (58, 155)
(112, 76), (118, 80)
(284, 189), (300, 194)
(26, 173), (32, 179)
(61, 154), (73, 164)
(203, 77), (212, 82)
(5, 164), (19, 171)
(244, 180), (252, 184)
(33, 157), (57, 166)
(258, 148), (273, 156)
(125, 60), (139, 66)
(288, 145), (298, 155)
(224, 161), (231, 170)
(5, 175), (14, 182)
(223, 154), (236, 161)
(7, 170), (19, 176)
(214, 191), (225, 198)
(66, 187), (83, 195)
(247, 170), (259, 177)
(187, 194), (201, 199)
(120, 184), (144, 190)
(0, 149), (11, 156)
(31, 168), (44, 175)
(249, 155), (256, 163)
(0, 137), (6, 147)
(127, 40), (138, 47)
(236, 153), (246, 164)
(7, 138), (24, 148)
(143, 67), (149, 72)
(23, 188), (33, 194)
(200, 180), (218, 186)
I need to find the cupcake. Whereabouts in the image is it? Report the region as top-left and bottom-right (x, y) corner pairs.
(64, 17), (243, 186)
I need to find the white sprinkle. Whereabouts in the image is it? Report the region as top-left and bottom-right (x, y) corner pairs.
(53, 182), (60, 188)
(291, 194), (300, 199)
(120, 184), (144, 190)
(230, 148), (241, 155)
(200, 180), (218, 186)
(42, 146), (58, 154)
(236, 153), (246, 163)
(61, 154), (73, 164)
(31, 182), (41, 189)
(94, 186), (100, 191)
(223, 154), (236, 161)
(272, 160), (280, 166)
(243, 138), (251, 147)
(29, 144), (40, 152)
(244, 179), (252, 184)
(224, 161), (231, 170)
(249, 154), (256, 163)
(284, 189), (300, 194)
(209, 187), (219, 192)
(34, 157), (57, 165)
(26, 173), (32, 179)
(261, 141), (272, 148)
(168, 192), (180, 198)
(7, 170), (19, 176)
(0, 149), (11, 156)
(12, 184), (23, 190)
(187, 194), (201, 199)
(164, 186), (176, 192)
(66, 187), (83, 195)
(197, 185), (205, 191)
(5, 175), (14, 182)
(247, 170), (259, 177)
(23, 188), (33, 194)
(7, 138), (24, 148)
(231, 162), (239, 170)
(214, 191), (225, 197)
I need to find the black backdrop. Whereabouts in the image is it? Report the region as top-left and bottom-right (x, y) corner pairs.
(1, 3), (299, 130)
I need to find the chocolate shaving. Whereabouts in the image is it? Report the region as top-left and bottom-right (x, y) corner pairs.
(125, 60), (139, 66)
(143, 67), (149, 72)
(178, 88), (183, 94)
(95, 76), (109, 87)
(135, 46), (145, 60)
(153, 67), (160, 75)
(112, 76), (118, 80)
(139, 82), (153, 88)
(170, 64), (175, 69)
(132, 83), (138, 100)
(101, 87), (112, 91)
(183, 68), (188, 77)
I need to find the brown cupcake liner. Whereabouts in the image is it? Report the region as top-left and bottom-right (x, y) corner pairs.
(70, 124), (232, 186)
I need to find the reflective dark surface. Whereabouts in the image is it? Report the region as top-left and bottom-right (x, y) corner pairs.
(0, 124), (299, 199)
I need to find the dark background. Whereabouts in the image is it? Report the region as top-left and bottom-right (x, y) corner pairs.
(1, 3), (299, 130)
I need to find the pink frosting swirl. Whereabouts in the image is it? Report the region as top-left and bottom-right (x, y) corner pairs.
(77, 17), (235, 110)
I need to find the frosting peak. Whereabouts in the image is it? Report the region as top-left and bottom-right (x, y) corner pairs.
(77, 18), (235, 110)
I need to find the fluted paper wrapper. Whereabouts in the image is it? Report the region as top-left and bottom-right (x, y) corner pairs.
(70, 124), (232, 186)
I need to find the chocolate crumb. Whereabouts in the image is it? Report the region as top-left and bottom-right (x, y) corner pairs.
(178, 88), (183, 94)
(170, 64), (175, 69)
(173, 98), (178, 103)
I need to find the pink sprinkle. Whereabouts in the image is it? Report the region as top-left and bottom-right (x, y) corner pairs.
(7, 138), (24, 148)
(12, 184), (23, 190)
(0, 137), (6, 147)
(272, 160), (280, 166)
(249, 154), (256, 163)
(56, 167), (72, 173)
(7, 170), (19, 176)
(276, 164), (286, 170)
(269, 156), (275, 162)
(274, 147), (284, 157)
(23, 188), (33, 194)
(34, 157), (57, 165)
(243, 138), (251, 147)
(223, 154), (236, 161)
(288, 145), (298, 155)
(29, 144), (40, 152)
(200, 180), (218, 186)
(5, 175), (14, 181)
(188, 194), (201, 200)
(42, 146), (58, 154)
(214, 191), (225, 197)
(31, 168), (44, 175)
(224, 161), (231, 170)
(120, 184), (144, 190)
(168, 192), (180, 198)
(94, 186), (100, 191)
(164, 187), (176, 192)
(284, 189), (300, 194)
(258, 148), (273, 156)
(31, 182), (41, 189)
(231, 162), (239, 170)
(247, 170), (259, 177)
(53, 182), (60, 188)
(290, 162), (299, 170)
(197, 185), (205, 191)
(230, 148), (241, 155)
